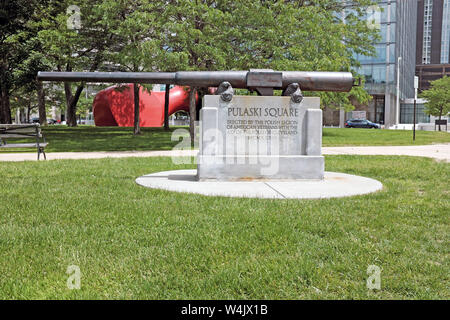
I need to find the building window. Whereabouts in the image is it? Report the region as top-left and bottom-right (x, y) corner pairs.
(390, 22), (396, 42)
(441, 0), (450, 63)
(375, 44), (387, 63)
(373, 65), (387, 83)
(380, 24), (387, 42)
(359, 65), (373, 83)
(380, 4), (388, 23)
(389, 44), (396, 63)
(423, 0), (433, 64)
(400, 103), (430, 124)
(390, 2), (396, 22)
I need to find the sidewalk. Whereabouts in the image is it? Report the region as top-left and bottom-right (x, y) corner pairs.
(0, 144), (449, 162)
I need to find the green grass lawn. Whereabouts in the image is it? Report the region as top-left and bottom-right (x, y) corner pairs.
(0, 155), (448, 299)
(323, 127), (450, 146)
(1, 126), (449, 153)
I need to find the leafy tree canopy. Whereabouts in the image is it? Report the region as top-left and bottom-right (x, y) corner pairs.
(420, 76), (450, 121)
(1, 0), (380, 124)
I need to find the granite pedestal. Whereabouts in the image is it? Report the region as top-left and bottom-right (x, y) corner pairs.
(197, 95), (324, 180)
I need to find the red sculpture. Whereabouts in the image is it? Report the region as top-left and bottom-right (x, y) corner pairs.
(93, 84), (194, 127)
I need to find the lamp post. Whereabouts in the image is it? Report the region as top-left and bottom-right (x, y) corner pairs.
(396, 56), (402, 126)
(413, 76), (418, 141)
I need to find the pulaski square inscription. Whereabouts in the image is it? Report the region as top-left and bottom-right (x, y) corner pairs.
(226, 114), (299, 136)
(197, 95), (324, 180)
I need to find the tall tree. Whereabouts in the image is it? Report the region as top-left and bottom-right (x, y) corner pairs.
(224, 0), (377, 109)
(3, 0), (380, 128)
(158, 0), (237, 140)
(102, 0), (166, 135)
(15, 54), (50, 125)
(0, 0), (41, 123)
(157, 0), (378, 138)
(37, 0), (118, 126)
(420, 76), (450, 131)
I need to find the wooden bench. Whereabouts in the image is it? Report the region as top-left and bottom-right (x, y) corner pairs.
(0, 124), (48, 160)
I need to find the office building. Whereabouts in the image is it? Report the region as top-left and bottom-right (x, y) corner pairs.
(323, 0), (419, 127)
(416, 0), (450, 91)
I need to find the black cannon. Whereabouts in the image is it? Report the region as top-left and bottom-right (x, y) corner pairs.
(37, 69), (356, 102)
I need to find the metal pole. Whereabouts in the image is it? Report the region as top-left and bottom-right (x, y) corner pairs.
(396, 57), (402, 126)
(133, 84), (140, 135)
(413, 98), (416, 141)
(164, 85), (170, 131)
(189, 87), (196, 146)
(413, 76), (418, 141)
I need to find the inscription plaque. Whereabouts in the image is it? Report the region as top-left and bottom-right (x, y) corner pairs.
(198, 95), (324, 180)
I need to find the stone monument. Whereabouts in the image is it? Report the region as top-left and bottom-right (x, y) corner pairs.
(37, 69), (383, 199)
(198, 95), (323, 180)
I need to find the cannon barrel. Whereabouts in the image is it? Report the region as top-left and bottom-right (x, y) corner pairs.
(37, 70), (355, 92)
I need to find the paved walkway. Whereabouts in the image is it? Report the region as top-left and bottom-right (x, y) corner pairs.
(0, 144), (449, 162)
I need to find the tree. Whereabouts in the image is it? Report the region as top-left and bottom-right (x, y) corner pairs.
(101, 0), (166, 134)
(3, 0), (379, 128)
(0, 0), (43, 123)
(420, 76), (450, 131)
(37, 0), (119, 126)
(223, 0), (376, 109)
(10, 87), (38, 123)
(157, 0), (378, 139)
(14, 48), (53, 125)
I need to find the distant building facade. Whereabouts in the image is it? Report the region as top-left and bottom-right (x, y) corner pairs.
(356, 0), (417, 127)
(324, 0), (419, 127)
(416, 0), (450, 91)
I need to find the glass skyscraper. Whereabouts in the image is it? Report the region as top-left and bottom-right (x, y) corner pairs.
(441, 0), (450, 63)
(353, 0), (417, 127)
(416, 0), (450, 92)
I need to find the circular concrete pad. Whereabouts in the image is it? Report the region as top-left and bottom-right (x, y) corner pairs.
(136, 170), (382, 199)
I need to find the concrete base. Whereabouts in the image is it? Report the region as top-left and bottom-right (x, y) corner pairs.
(136, 169), (382, 199)
(197, 155), (324, 180)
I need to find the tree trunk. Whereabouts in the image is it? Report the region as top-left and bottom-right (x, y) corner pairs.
(438, 107), (443, 132)
(60, 59), (98, 127)
(134, 83), (141, 135)
(189, 87), (197, 146)
(164, 84), (170, 130)
(0, 85), (11, 124)
(37, 81), (47, 126)
(27, 102), (31, 123)
(64, 82), (84, 127)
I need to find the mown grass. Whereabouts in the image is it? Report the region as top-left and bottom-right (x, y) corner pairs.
(323, 127), (450, 147)
(0, 126), (449, 153)
(0, 155), (448, 299)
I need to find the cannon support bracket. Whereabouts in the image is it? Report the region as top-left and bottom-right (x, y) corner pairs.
(246, 69), (282, 96)
(216, 81), (234, 102)
(246, 69), (282, 88)
(282, 83), (303, 103)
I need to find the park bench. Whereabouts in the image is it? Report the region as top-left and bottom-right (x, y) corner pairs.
(0, 124), (48, 160)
